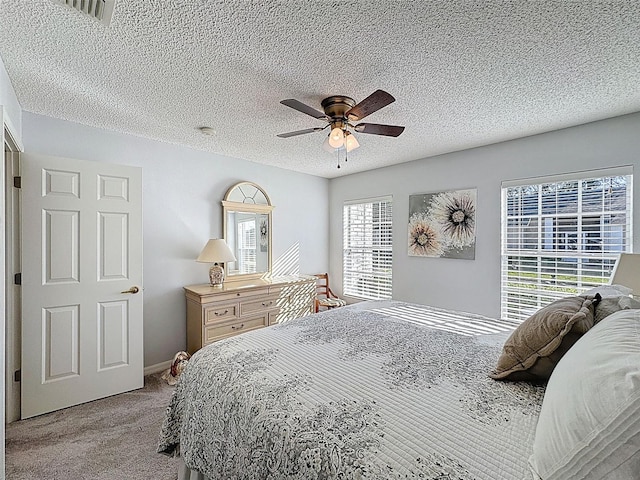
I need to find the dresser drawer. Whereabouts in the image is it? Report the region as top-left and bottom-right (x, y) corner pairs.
(204, 303), (238, 324)
(197, 289), (266, 304)
(203, 315), (268, 344)
(240, 296), (279, 316)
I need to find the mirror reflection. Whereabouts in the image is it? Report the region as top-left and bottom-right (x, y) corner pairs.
(225, 211), (270, 275)
(223, 182), (273, 280)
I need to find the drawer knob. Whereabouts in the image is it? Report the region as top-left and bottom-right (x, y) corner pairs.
(231, 323), (245, 330)
(215, 309), (229, 316)
(262, 301), (273, 307)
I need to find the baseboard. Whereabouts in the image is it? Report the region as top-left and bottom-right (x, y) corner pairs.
(144, 359), (172, 376)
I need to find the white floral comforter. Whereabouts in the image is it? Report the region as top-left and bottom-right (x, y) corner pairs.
(158, 301), (544, 480)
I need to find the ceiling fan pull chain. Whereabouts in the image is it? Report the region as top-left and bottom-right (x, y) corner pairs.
(336, 149), (341, 169)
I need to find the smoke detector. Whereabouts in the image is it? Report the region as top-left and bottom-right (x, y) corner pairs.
(198, 127), (217, 136)
(52, 0), (116, 26)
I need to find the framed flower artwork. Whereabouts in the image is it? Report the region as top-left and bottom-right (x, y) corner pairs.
(408, 188), (477, 259)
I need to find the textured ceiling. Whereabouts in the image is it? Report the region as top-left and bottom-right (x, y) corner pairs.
(1, 1), (639, 178)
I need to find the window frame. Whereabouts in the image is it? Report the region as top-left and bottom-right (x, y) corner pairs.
(500, 167), (633, 322)
(343, 195), (393, 300)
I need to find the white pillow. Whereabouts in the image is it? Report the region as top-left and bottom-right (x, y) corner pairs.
(582, 284), (633, 298)
(529, 308), (640, 480)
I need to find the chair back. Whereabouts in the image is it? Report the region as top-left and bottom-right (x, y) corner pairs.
(314, 273), (331, 299)
(313, 273), (346, 313)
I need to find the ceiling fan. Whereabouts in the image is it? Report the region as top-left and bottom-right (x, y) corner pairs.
(277, 90), (405, 166)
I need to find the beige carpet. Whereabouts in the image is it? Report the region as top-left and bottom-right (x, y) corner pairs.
(6, 374), (179, 480)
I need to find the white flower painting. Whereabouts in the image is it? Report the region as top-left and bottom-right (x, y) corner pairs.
(408, 188), (477, 259)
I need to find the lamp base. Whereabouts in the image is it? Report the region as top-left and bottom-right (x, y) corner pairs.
(209, 263), (225, 287)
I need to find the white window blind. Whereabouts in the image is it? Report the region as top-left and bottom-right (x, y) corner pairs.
(237, 219), (256, 274)
(501, 168), (633, 322)
(343, 196), (393, 300)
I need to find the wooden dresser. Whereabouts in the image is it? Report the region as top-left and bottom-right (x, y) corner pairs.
(184, 275), (316, 353)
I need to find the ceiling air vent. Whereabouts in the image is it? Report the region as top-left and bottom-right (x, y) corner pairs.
(53, 0), (116, 26)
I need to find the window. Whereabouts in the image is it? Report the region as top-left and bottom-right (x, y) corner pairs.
(236, 218), (256, 273)
(501, 168), (633, 322)
(343, 196), (393, 299)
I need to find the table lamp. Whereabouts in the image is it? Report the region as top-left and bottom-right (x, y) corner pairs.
(610, 253), (640, 298)
(196, 239), (237, 287)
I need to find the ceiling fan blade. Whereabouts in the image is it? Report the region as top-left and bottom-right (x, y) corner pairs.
(345, 90), (395, 121)
(354, 123), (405, 137)
(277, 127), (325, 138)
(280, 99), (327, 119)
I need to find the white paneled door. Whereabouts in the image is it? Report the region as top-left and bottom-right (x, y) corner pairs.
(21, 153), (143, 419)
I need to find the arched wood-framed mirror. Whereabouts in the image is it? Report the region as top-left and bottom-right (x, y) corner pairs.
(222, 181), (274, 281)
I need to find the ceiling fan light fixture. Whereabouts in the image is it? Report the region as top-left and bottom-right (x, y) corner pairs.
(322, 135), (335, 153)
(345, 131), (360, 152)
(328, 127), (345, 148)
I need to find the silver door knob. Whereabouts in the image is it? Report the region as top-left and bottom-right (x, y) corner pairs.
(121, 286), (140, 294)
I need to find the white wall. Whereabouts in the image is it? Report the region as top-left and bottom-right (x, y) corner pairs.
(329, 112), (640, 319)
(22, 112), (329, 366)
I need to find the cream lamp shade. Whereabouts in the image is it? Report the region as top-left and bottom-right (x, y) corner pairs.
(196, 239), (237, 286)
(610, 253), (640, 298)
(345, 131), (360, 152)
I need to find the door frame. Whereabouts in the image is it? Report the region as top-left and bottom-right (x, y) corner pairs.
(4, 125), (20, 423)
(3, 108), (23, 480)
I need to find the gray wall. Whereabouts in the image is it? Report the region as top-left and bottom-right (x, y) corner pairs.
(22, 112), (329, 366)
(14, 109), (640, 361)
(329, 112), (640, 319)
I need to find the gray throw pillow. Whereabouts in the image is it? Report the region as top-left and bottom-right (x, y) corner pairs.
(490, 295), (598, 382)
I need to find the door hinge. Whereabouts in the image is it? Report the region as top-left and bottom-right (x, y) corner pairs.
(14, 370), (21, 382)
(14, 273), (21, 285)
(13, 176), (21, 188)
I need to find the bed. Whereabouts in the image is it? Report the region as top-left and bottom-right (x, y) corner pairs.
(159, 293), (640, 479)
(158, 300), (547, 479)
